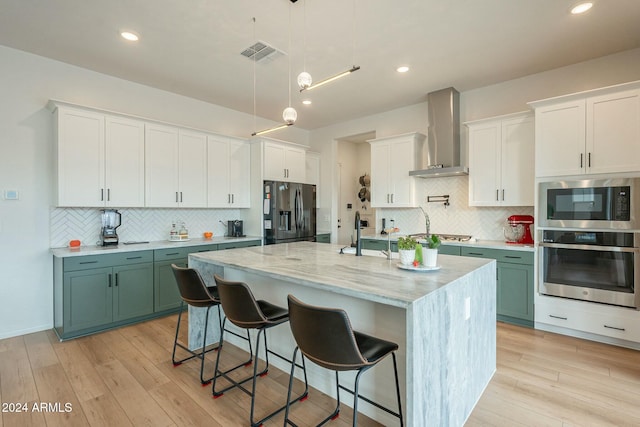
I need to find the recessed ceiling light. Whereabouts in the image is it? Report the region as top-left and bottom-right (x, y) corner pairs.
(571, 2), (593, 14)
(120, 31), (139, 42)
(302, 100), (312, 105)
(397, 66), (410, 73)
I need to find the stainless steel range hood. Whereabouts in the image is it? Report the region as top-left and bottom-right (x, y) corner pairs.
(409, 87), (468, 178)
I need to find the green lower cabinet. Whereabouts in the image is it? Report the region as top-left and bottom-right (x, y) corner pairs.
(316, 233), (331, 243)
(460, 247), (534, 327)
(113, 263), (154, 322)
(496, 261), (534, 327)
(63, 267), (113, 333)
(154, 259), (187, 312)
(361, 238), (397, 252)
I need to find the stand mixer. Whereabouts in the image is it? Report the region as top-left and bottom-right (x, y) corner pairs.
(504, 215), (534, 244)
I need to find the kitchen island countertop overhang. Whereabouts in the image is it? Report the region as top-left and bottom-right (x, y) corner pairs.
(188, 241), (497, 426)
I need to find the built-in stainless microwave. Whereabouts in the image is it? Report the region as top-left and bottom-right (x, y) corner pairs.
(539, 178), (640, 230)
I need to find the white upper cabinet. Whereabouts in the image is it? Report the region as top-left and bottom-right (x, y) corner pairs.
(145, 124), (207, 207)
(369, 132), (425, 208)
(53, 104), (144, 207)
(207, 135), (250, 208)
(530, 83), (640, 177)
(263, 141), (306, 182)
(467, 113), (534, 206)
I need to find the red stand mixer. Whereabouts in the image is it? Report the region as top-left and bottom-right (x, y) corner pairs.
(504, 215), (534, 244)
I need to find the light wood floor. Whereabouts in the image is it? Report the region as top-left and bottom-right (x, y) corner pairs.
(1, 316), (639, 427)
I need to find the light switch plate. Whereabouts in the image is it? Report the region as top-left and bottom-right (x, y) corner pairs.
(4, 190), (19, 200)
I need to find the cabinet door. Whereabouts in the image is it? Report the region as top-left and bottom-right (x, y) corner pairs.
(112, 263), (154, 322)
(154, 259), (186, 312)
(105, 116), (145, 207)
(468, 122), (501, 206)
(145, 124), (179, 207)
(501, 116), (534, 206)
(587, 89), (640, 175)
(264, 143), (287, 180)
(285, 146), (306, 182)
(389, 139), (416, 207)
(497, 262), (534, 323)
(56, 107), (105, 207)
(535, 100), (586, 177)
(228, 138), (251, 207)
(207, 135), (231, 207)
(178, 130), (208, 207)
(63, 267), (112, 332)
(370, 142), (391, 207)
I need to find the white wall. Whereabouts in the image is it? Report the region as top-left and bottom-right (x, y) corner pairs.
(0, 45), (310, 339)
(309, 48), (640, 241)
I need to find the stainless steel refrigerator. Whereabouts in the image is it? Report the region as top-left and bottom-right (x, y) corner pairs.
(263, 181), (316, 245)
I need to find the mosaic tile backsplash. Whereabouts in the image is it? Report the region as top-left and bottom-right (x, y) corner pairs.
(373, 175), (534, 240)
(50, 207), (243, 248)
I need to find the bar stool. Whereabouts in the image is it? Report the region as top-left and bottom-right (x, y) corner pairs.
(170, 264), (251, 386)
(212, 274), (308, 427)
(283, 294), (404, 427)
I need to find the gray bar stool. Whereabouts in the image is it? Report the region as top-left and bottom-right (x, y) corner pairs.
(212, 274), (308, 427)
(170, 264), (251, 385)
(283, 294), (404, 426)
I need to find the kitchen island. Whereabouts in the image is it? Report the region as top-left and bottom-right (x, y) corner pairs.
(189, 241), (496, 426)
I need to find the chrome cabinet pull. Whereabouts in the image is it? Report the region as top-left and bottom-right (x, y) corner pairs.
(180, 192), (183, 202)
(231, 194), (234, 203)
(580, 153), (583, 168)
(588, 152), (591, 167)
(604, 324), (625, 332)
(101, 189), (104, 201)
(175, 192), (179, 202)
(502, 189), (505, 201)
(496, 189), (499, 201)
(107, 188), (110, 201)
(549, 314), (567, 320)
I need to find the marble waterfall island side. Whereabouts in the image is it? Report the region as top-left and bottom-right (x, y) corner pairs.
(188, 241), (496, 427)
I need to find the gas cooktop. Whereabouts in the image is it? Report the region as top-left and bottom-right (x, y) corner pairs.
(409, 233), (473, 242)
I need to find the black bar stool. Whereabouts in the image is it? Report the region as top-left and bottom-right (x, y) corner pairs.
(170, 264), (252, 385)
(212, 274), (308, 427)
(283, 294), (404, 427)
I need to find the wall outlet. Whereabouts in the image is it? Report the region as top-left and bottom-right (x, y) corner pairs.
(464, 297), (471, 320)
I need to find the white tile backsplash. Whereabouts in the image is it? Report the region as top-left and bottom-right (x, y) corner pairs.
(374, 175), (534, 240)
(50, 207), (243, 248)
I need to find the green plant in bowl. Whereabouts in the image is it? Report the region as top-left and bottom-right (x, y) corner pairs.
(427, 234), (441, 249)
(397, 236), (418, 250)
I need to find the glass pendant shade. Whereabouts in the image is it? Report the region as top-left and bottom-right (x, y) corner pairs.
(283, 107), (297, 125)
(297, 71), (313, 90)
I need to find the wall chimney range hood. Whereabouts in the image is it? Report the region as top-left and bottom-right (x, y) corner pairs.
(409, 87), (468, 178)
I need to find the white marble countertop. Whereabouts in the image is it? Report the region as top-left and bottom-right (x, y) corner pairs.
(50, 236), (262, 258)
(189, 241), (495, 308)
(363, 234), (535, 252)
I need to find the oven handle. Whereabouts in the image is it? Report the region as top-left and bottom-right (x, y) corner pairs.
(539, 242), (639, 253)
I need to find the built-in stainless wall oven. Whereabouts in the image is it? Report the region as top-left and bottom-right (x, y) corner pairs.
(538, 177), (640, 309)
(539, 230), (640, 308)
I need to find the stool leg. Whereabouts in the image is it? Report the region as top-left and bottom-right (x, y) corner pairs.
(392, 352), (404, 427)
(352, 369), (366, 427)
(171, 301), (185, 365)
(198, 305), (213, 385)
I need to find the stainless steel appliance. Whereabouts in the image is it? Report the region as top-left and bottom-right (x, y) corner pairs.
(539, 230), (640, 308)
(100, 209), (121, 246)
(263, 181), (316, 245)
(227, 220), (244, 237)
(539, 177), (640, 230)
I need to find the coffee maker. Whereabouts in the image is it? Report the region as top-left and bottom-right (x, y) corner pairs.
(505, 215), (534, 244)
(227, 220), (244, 237)
(100, 209), (121, 246)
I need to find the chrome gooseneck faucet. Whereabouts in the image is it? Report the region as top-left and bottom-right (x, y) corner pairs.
(419, 206), (431, 238)
(355, 211), (362, 256)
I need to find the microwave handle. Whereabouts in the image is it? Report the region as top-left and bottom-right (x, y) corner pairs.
(539, 242), (639, 253)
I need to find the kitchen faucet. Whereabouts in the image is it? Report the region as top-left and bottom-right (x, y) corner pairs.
(419, 206), (430, 238)
(354, 211), (362, 256)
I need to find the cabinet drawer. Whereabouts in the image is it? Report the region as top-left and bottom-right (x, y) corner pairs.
(218, 240), (261, 250)
(497, 251), (533, 265)
(438, 245), (461, 256)
(64, 251), (153, 271)
(536, 301), (640, 342)
(460, 247), (501, 260)
(154, 247), (194, 261)
(189, 244), (219, 253)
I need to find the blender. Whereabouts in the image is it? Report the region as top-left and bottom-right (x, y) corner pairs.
(100, 209), (121, 246)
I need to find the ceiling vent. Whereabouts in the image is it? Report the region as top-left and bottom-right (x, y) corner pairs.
(240, 41), (285, 63)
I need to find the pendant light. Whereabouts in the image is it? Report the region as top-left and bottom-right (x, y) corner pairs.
(299, 0), (360, 93)
(296, 0), (312, 90)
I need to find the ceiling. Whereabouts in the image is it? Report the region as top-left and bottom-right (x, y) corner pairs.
(1, 0), (639, 130)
